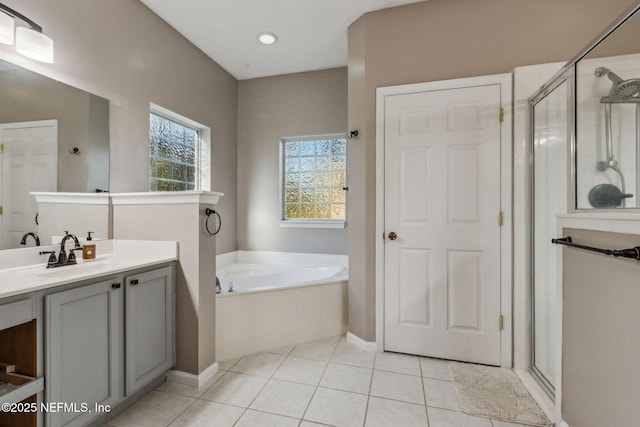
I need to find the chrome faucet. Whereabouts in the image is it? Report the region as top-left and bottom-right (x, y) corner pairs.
(20, 232), (40, 246)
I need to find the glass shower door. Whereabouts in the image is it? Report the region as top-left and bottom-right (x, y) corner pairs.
(531, 78), (570, 395)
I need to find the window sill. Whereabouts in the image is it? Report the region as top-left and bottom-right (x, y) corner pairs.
(278, 220), (346, 229)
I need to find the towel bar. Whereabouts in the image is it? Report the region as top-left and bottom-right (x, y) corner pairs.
(551, 236), (640, 260)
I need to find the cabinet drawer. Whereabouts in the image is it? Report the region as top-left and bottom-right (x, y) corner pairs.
(0, 299), (33, 330)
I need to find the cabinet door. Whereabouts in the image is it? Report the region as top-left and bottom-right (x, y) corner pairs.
(125, 265), (174, 395)
(45, 279), (123, 427)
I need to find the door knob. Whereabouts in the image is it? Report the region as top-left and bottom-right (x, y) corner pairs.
(388, 232), (397, 240)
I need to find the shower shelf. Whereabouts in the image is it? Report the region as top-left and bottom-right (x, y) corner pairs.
(551, 236), (640, 260)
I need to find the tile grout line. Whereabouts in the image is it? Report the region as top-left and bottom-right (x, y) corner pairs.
(161, 391), (201, 427)
(120, 339), (538, 427)
(298, 336), (342, 425)
(197, 370), (250, 427)
(361, 350), (378, 427)
(420, 356), (431, 427)
(238, 351), (290, 422)
(203, 351), (292, 426)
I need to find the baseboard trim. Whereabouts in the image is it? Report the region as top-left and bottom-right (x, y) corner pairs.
(346, 332), (377, 351)
(514, 369), (556, 422)
(167, 362), (219, 388)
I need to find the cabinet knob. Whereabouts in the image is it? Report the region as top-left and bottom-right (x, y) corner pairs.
(130, 279), (139, 286)
(112, 283), (121, 289)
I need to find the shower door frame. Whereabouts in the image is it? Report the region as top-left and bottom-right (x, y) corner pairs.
(529, 68), (575, 399)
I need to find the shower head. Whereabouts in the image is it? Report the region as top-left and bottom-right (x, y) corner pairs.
(610, 79), (640, 99)
(594, 66), (623, 83)
(595, 66), (640, 102)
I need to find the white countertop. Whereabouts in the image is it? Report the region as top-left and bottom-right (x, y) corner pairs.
(0, 240), (178, 299)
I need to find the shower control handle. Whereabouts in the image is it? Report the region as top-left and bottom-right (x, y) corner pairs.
(388, 232), (397, 241)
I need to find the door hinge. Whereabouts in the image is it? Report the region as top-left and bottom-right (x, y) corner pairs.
(499, 315), (504, 330)
(498, 211), (504, 226)
(0, 144), (3, 153)
(0, 206), (3, 215)
(499, 108), (504, 123)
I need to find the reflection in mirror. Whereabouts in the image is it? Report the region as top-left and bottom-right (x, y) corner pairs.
(576, 8), (640, 209)
(0, 59), (109, 249)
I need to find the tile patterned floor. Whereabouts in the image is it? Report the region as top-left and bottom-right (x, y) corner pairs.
(105, 335), (535, 427)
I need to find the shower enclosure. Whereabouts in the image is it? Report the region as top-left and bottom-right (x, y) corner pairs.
(529, 3), (640, 398)
(530, 74), (570, 396)
(575, 14), (640, 211)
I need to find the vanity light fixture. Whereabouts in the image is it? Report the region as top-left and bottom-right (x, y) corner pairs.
(0, 8), (13, 44)
(257, 31), (278, 45)
(0, 2), (54, 63)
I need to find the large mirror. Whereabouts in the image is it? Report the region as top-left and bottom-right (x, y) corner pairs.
(575, 7), (640, 209)
(0, 59), (109, 249)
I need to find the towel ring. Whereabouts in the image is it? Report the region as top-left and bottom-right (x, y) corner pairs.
(205, 208), (221, 236)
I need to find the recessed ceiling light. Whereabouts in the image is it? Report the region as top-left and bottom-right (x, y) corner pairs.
(257, 32), (277, 45)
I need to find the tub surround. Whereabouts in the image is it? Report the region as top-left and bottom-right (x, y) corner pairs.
(0, 239), (177, 299)
(216, 282), (348, 361)
(216, 251), (348, 361)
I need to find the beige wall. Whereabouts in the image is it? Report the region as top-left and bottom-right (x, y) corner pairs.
(113, 202), (217, 374)
(562, 228), (640, 427)
(237, 68), (348, 254)
(37, 203), (110, 246)
(347, 0), (637, 341)
(0, 0), (238, 254)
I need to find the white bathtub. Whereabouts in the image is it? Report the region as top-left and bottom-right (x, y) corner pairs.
(217, 259), (347, 294)
(215, 251), (348, 361)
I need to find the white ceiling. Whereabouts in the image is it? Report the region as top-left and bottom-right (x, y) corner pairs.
(140, 0), (425, 80)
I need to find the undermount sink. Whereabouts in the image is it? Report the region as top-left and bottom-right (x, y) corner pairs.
(33, 258), (114, 277)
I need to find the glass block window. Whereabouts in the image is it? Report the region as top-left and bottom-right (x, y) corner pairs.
(149, 112), (200, 191)
(282, 135), (347, 220)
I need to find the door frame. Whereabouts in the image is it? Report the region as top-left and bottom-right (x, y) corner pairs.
(0, 119), (58, 249)
(375, 74), (513, 367)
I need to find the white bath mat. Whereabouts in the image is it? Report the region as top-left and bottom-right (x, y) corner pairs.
(449, 362), (553, 426)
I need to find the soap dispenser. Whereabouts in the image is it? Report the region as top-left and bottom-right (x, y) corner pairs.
(82, 232), (96, 261)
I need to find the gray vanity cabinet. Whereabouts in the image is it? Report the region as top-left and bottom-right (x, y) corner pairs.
(44, 263), (175, 427)
(125, 266), (174, 396)
(45, 277), (124, 427)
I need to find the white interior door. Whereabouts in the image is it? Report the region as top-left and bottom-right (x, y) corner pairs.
(383, 83), (503, 365)
(1, 120), (58, 249)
